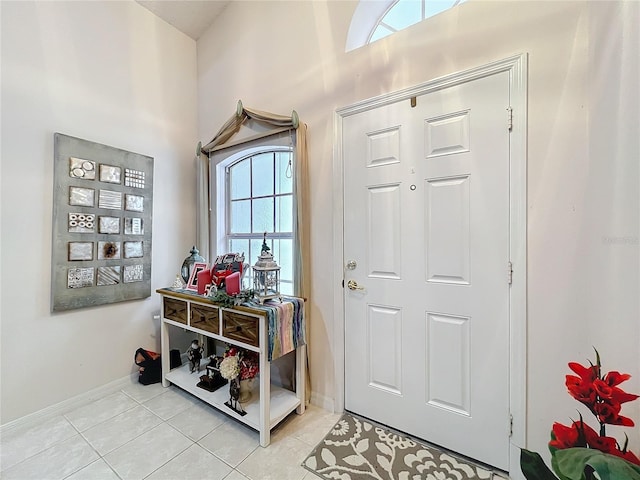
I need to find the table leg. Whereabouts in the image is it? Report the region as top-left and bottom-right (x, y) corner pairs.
(296, 344), (307, 414)
(259, 347), (271, 447)
(160, 318), (170, 388)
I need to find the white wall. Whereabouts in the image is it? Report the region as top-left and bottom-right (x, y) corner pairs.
(1, 1), (198, 423)
(1, 0), (637, 465)
(197, 0), (639, 461)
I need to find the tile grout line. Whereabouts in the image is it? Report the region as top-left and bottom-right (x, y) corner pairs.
(2, 386), (332, 480)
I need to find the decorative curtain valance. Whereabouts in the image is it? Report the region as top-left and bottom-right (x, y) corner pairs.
(200, 100), (299, 154)
(195, 99), (309, 300)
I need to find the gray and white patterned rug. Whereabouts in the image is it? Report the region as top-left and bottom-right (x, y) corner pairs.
(302, 413), (497, 480)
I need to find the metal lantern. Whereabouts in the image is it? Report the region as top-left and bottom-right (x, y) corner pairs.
(252, 233), (281, 304)
(181, 246), (205, 284)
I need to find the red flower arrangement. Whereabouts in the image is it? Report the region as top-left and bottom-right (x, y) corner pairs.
(219, 346), (259, 381)
(521, 349), (640, 479)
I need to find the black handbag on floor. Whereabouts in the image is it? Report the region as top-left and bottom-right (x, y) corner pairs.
(134, 348), (162, 385)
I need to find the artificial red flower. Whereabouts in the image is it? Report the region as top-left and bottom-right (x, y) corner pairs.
(238, 349), (259, 380)
(603, 371), (632, 388)
(593, 378), (614, 399)
(610, 386), (640, 405)
(578, 421), (600, 441)
(588, 436), (619, 454)
(549, 422), (584, 450)
(593, 400), (636, 426)
(538, 350), (640, 477)
(582, 425), (618, 453)
(223, 345), (259, 380)
(568, 362), (599, 382)
(566, 375), (597, 407)
(612, 448), (640, 466)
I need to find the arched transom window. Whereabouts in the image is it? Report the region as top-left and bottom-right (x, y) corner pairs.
(346, 0), (467, 51)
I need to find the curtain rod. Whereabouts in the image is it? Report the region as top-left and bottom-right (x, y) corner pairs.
(205, 126), (293, 154)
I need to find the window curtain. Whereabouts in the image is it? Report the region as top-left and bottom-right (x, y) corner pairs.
(197, 100), (310, 403)
(195, 141), (210, 262)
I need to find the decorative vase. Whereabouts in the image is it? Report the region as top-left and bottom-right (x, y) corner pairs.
(238, 378), (255, 403)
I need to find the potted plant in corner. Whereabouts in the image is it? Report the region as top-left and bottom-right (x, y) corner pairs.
(521, 348), (640, 480)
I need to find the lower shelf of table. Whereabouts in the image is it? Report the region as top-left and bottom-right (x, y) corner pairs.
(165, 362), (301, 432)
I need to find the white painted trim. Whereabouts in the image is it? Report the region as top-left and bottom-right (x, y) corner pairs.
(345, 0), (393, 52)
(0, 373), (138, 435)
(507, 53), (529, 480)
(332, 53), (528, 477)
(332, 110), (346, 415)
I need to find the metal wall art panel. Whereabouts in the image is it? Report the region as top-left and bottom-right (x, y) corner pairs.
(52, 133), (153, 311)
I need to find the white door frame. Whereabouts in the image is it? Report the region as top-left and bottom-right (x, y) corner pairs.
(331, 53), (528, 477)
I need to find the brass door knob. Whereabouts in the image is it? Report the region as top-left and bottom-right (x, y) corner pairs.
(347, 280), (365, 291)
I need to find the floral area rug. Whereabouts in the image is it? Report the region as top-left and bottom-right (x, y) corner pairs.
(302, 413), (496, 480)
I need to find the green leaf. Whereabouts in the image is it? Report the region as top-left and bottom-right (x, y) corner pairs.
(551, 449), (574, 480)
(593, 347), (601, 372)
(554, 448), (640, 480)
(520, 449), (559, 480)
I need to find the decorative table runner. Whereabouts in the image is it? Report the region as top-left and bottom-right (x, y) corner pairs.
(241, 297), (306, 361)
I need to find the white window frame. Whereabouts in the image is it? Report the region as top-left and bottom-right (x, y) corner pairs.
(209, 131), (295, 292)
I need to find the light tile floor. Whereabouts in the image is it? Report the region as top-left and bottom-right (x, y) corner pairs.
(1, 380), (341, 480)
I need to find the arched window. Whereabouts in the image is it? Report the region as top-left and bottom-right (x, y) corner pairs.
(199, 103), (308, 299)
(346, 0), (466, 51)
(210, 132), (296, 295)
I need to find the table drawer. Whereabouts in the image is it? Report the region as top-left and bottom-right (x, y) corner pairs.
(191, 304), (219, 334)
(222, 310), (259, 347)
(163, 298), (187, 325)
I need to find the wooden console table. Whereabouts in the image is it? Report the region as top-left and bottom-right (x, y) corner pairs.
(156, 288), (306, 446)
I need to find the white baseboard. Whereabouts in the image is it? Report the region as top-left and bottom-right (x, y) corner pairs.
(0, 373), (137, 435)
(310, 391), (337, 413)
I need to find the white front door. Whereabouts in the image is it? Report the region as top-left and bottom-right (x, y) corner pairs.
(343, 70), (511, 470)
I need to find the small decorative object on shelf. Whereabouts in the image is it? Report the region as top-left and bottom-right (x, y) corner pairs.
(197, 268), (212, 295)
(227, 377), (243, 415)
(181, 246), (205, 284)
(206, 283), (218, 298)
(186, 339), (204, 373)
(171, 274), (185, 289)
(225, 271), (241, 295)
(211, 252), (248, 289)
(219, 345), (259, 415)
(252, 233), (281, 304)
(186, 261), (208, 292)
(521, 348), (640, 480)
(196, 355), (227, 392)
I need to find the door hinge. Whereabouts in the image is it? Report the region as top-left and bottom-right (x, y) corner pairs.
(507, 107), (513, 132)
(507, 261), (513, 285)
(510, 413), (514, 437)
